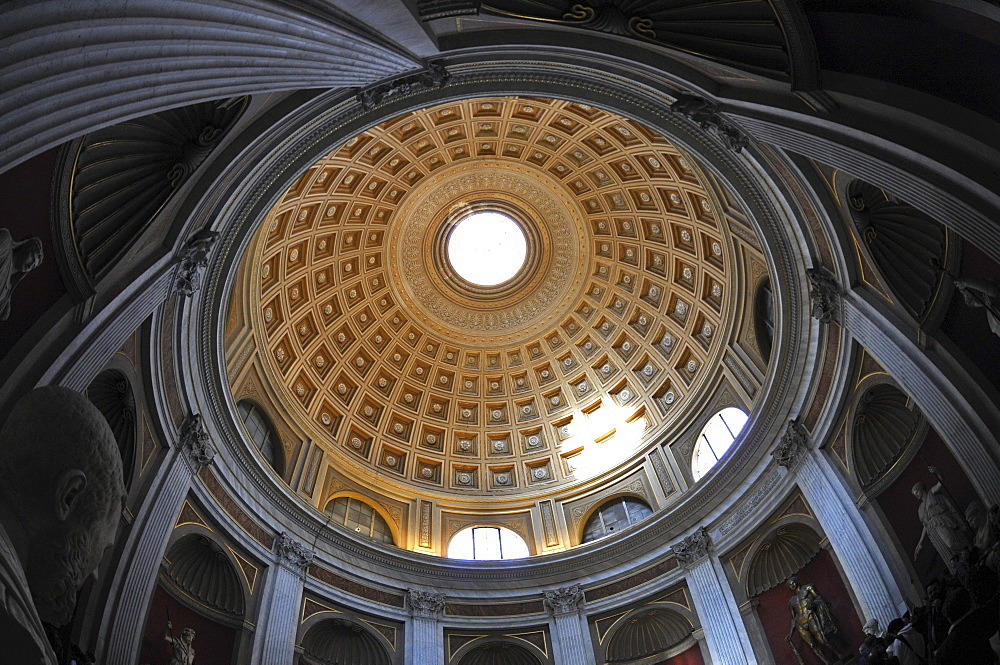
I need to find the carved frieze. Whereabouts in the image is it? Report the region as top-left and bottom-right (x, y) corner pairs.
(357, 61), (450, 111)
(670, 94), (748, 153)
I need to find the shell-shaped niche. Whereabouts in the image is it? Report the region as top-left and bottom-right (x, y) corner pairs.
(457, 641), (543, 665)
(70, 97), (247, 279)
(606, 608), (693, 663)
(746, 522), (823, 597)
(847, 179), (947, 323)
(852, 383), (920, 488)
(86, 368), (135, 490)
(164, 535), (245, 616)
(301, 619), (391, 665)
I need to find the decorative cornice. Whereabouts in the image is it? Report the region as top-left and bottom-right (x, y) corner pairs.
(407, 588), (446, 618)
(670, 526), (712, 567)
(772, 420), (809, 469)
(357, 61), (450, 111)
(173, 228), (219, 297)
(669, 94), (748, 153)
(179, 412), (215, 467)
(275, 532), (314, 571)
(807, 267), (842, 324)
(543, 584), (584, 615)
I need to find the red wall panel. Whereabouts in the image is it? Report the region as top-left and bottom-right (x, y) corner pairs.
(755, 548), (865, 665)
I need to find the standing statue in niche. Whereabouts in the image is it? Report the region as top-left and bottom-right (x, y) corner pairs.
(912, 468), (973, 572)
(0, 387), (125, 665)
(164, 622), (195, 665)
(785, 576), (843, 665)
(0, 227), (43, 320)
(953, 277), (1000, 338)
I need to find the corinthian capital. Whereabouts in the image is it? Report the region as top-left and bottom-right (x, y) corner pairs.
(772, 420), (810, 469)
(275, 532), (314, 571)
(407, 589), (446, 618)
(543, 585), (584, 615)
(179, 412), (214, 467)
(671, 526), (712, 566)
(807, 267), (843, 324)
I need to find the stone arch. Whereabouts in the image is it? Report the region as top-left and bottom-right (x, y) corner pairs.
(744, 520), (825, 598)
(603, 606), (695, 664)
(163, 533), (247, 618)
(86, 367), (138, 492)
(299, 617), (393, 665)
(846, 379), (922, 491)
(452, 637), (545, 665)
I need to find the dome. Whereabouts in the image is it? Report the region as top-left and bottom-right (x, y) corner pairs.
(227, 96), (749, 513)
(3, 5), (996, 665)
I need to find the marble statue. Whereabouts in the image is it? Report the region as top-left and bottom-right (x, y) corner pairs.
(912, 480), (973, 571)
(954, 277), (1000, 337)
(786, 576), (843, 665)
(0, 227), (43, 320)
(0, 386), (125, 664)
(966, 499), (999, 571)
(165, 622), (196, 665)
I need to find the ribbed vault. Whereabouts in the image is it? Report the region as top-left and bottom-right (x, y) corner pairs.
(746, 522), (823, 597)
(164, 535), (245, 617)
(852, 383), (920, 488)
(606, 608), (693, 663)
(300, 619), (392, 665)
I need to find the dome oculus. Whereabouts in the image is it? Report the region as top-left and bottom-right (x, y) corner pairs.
(446, 211), (527, 286)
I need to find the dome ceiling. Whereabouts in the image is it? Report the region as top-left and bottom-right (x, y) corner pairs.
(228, 96), (748, 502)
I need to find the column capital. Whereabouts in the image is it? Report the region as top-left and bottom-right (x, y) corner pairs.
(407, 589), (446, 619)
(772, 420), (810, 469)
(179, 412), (215, 467)
(543, 584), (585, 616)
(274, 532), (314, 571)
(807, 266), (843, 324)
(172, 228), (219, 296)
(670, 526), (713, 567)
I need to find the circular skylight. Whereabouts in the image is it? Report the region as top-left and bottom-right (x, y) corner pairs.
(447, 211), (527, 286)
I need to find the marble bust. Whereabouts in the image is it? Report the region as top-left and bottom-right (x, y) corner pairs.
(0, 387), (125, 664)
(0, 227), (43, 321)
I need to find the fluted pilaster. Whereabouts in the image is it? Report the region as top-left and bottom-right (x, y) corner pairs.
(673, 529), (757, 665)
(252, 533), (313, 665)
(405, 589), (445, 665)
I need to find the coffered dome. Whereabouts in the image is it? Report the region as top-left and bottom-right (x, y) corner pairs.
(226, 95), (755, 512)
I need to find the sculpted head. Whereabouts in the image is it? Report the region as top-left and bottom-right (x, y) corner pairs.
(912, 482), (927, 500)
(13, 236), (43, 274)
(181, 628), (195, 645)
(0, 386), (125, 625)
(786, 576), (800, 592)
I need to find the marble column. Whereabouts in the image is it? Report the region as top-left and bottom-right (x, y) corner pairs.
(774, 421), (903, 628)
(100, 413), (214, 665)
(405, 589), (446, 665)
(251, 533), (314, 665)
(673, 528), (758, 665)
(545, 585), (597, 665)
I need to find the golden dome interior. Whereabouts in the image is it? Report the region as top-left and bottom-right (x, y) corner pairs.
(226, 96), (751, 506)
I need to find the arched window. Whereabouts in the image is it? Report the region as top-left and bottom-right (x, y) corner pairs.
(691, 407), (749, 481)
(581, 497), (653, 543)
(447, 526), (529, 560)
(326, 496), (395, 545)
(236, 400), (284, 475)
